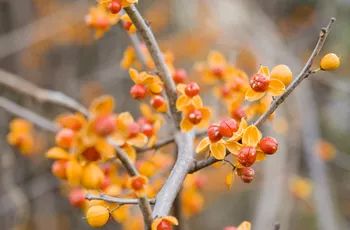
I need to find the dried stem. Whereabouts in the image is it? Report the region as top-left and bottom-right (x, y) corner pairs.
(85, 193), (156, 205)
(0, 96), (59, 132)
(188, 17), (336, 174)
(0, 69), (89, 116)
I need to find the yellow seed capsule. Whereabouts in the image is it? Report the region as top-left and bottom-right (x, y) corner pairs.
(320, 53), (340, 71)
(86, 205), (109, 227)
(271, 64), (293, 86)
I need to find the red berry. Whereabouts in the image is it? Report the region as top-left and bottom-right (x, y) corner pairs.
(108, 0), (121, 14)
(221, 85), (231, 97)
(259, 136), (278, 155)
(128, 122), (140, 138)
(194, 175), (206, 189)
(238, 167), (255, 183)
(93, 115), (116, 136)
(100, 176), (111, 190)
(237, 146), (256, 167)
(212, 66), (224, 77)
(231, 107), (246, 121)
(224, 227), (237, 230)
(219, 118), (238, 137)
(69, 188), (85, 207)
(141, 123), (154, 137)
(173, 69), (187, 84)
(95, 17), (109, 30)
(249, 73), (270, 92)
(207, 124), (222, 142)
(55, 128), (75, 149)
(130, 84), (147, 99)
(151, 96), (165, 109)
(82, 146), (101, 161)
(131, 177), (144, 191)
(157, 220), (172, 230)
(184, 82), (200, 97)
(51, 160), (67, 179)
(123, 21), (132, 31)
(187, 109), (203, 125)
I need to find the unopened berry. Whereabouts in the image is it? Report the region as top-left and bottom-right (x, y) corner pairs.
(55, 128), (74, 149)
(239, 167), (255, 183)
(187, 110), (203, 124)
(207, 124), (222, 142)
(108, 0), (121, 14)
(130, 84), (147, 99)
(128, 122), (140, 138)
(151, 96), (165, 109)
(219, 118), (238, 137)
(237, 146), (256, 167)
(51, 160), (67, 179)
(86, 205), (109, 227)
(157, 220), (173, 230)
(93, 115), (116, 136)
(82, 147), (101, 161)
(212, 66), (224, 78)
(69, 188), (85, 207)
(250, 73), (270, 92)
(320, 53), (340, 71)
(185, 82), (200, 97)
(231, 107), (246, 121)
(271, 64), (293, 86)
(173, 69), (187, 84)
(259, 136), (278, 155)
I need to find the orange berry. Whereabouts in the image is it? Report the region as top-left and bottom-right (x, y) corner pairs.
(55, 128), (74, 149)
(51, 160), (67, 179)
(185, 82), (200, 97)
(157, 220), (173, 230)
(271, 64), (293, 86)
(237, 147), (256, 167)
(250, 73), (270, 92)
(187, 110), (202, 124)
(207, 124), (222, 142)
(93, 115), (116, 136)
(128, 122), (140, 138)
(130, 84), (147, 99)
(219, 118), (238, 137)
(108, 0), (121, 14)
(320, 53), (340, 71)
(151, 96), (165, 109)
(86, 205), (109, 227)
(173, 69), (187, 84)
(68, 188), (85, 207)
(82, 147), (101, 161)
(259, 136), (278, 155)
(238, 167), (255, 183)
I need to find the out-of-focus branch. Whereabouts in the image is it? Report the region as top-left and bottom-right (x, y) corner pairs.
(85, 193), (156, 205)
(0, 97), (58, 132)
(125, 5), (181, 126)
(188, 17), (336, 174)
(0, 69), (89, 116)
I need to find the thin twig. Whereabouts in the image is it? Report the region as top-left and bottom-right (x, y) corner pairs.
(0, 69), (89, 116)
(188, 17), (336, 174)
(125, 5), (181, 126)
(0, 96), (59, 132)
(85, 193), (156, 205)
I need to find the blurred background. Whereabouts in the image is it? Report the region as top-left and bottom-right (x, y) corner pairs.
(0, 0), (349, 229)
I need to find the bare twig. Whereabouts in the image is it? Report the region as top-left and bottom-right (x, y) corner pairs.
(188, 17), (336, 174)
(0, 69), (89, 116)
(85, 193), (156, 205)
(125, 5), (181, 126)
(0, 97), (59, 132)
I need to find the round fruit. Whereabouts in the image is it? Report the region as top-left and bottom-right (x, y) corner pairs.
(271, 64), (293, 86)
(51, 160), (67, 179)
(82, 147), (101, 161)
(131, 177), (145, 191)
(69, 188), (85, 207)
(212, 66), (224, 77)
(141, 123), (154, 137)
(151, 96), (165, 109)
(108, 0), (121, 14)
(157, 220), (173, 230)
(231, 107), (246, 121)
(219, 118), (238, 137)
(184, 82), (200, 97)
(93, 115), (116, 136)
(259, 136), (278, 155)
(237, 147), (257, 167)
(130, 84), (147, 99)
(86, 205), (109, 227)
(173, 69), (187, 84)
(239, 167), (255, 183)
(55, 128), (74, 149)
(249, 73), (270, 92)
(128, 122), (140, 138)
(207, 124), (222, 142)
(187, 110), (202, 124)
(320, 53), (340, 71)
